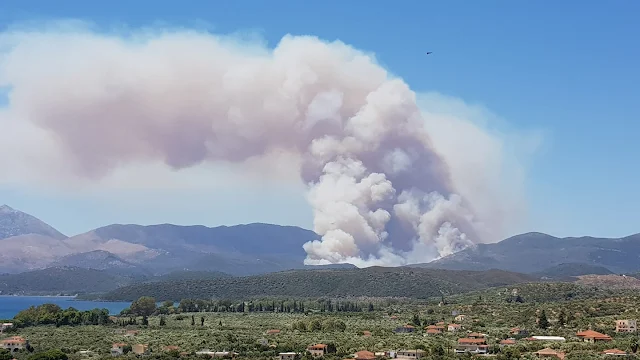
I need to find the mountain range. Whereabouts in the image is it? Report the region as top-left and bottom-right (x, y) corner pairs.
(2, 204), (640, 278)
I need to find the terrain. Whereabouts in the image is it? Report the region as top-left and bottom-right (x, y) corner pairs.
(420, 232), (640, 274)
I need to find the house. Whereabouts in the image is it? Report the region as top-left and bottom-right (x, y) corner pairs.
(510, 328), (529, 336)
(425, 325), (444, 331)
(576, 330), (612, 342)
(615, 320), (637, 333)
(132, 344), (149, 355)
(425, 328), (442, 336)
(602, 349), (628, 356)
(436, 322), (445, 326)
(534, 348), (565, 360)
(307, 344), (328, 357)
(279, 352), (297, 360)
(455, 337), (488, 354)
(163, 346), (180, 352)
(1, 336), (28, 352)
(447, 324), (461, 332)
(125, 330), (139, 337)
(396, 350), (426, 359)
(362, 331), (372, 337)
(111, 343), (127, 357)
(530, 336), (566, 342)
(354, 350), (376, 360)
(393, 325), (415, 334)
(266, 329), (281, 335)
(0, 323), (13, 334)
(454, 315), (467, 322)
(499, 339), (516, 346)
(467, 332), (485, 339)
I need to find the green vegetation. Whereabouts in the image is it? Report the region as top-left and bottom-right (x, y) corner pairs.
(97, 267), (536, 301)
(13, 304), (110, 328)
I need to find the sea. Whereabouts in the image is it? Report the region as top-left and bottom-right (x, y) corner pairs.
(0, 296), (131, 320)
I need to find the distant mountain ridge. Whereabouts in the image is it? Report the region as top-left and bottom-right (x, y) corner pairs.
(421, 232), (640, 274)
(0, 205), (66, 240)
(1, 205), (640, 278)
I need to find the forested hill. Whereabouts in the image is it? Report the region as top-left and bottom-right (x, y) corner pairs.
(98, 267), (537, 301)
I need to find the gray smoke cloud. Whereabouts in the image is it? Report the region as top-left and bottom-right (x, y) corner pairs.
(0, 23), (534, 266)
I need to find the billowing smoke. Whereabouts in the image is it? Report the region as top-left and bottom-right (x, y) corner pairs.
(0, 23), (533, 266)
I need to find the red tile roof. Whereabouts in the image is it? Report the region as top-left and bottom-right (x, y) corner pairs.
(354, 350), (376, 360)
(500, 339), (516, 345)
(458, 338), (487, 344)
(308, 344), (328, 350)
(602, 349), (627, 355)
(576, 330), (612, 340)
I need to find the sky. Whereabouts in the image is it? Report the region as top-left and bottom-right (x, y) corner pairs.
(0, 0), (639, 241)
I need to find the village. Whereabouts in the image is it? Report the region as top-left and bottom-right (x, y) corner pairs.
(1, 308), (638, 360)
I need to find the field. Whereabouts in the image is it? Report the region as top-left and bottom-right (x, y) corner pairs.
(5, 283), (640, 360)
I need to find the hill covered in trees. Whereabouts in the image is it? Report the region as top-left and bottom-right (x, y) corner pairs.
(98, 267), (537, 301)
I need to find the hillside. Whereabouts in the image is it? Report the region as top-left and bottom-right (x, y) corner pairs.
(533, 263), (614, 279)
(421, 232), (640, 274)
(98, 267), (537, 301)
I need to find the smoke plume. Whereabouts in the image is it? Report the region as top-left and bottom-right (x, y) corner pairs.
(0, 23), (533, 266)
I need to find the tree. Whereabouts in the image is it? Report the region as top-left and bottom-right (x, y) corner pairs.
(368, 303), (374, 312)
(191, 315), (195, 326)
(412, 313), (421, 327)
(0, 350), (12, 360)
(141, 316), (149, 326)
(28, 349), (68, 360)
(130, 297), (157, 317)
(538, 310), (549, 329)
(201, 316), (205, 326)
(159, 316), (166, 326)
(558, 309), (566, 326)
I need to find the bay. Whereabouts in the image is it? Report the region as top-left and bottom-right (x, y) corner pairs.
(0, 296), (130, 320)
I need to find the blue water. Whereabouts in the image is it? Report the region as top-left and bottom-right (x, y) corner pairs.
(0, 296), (130, 320)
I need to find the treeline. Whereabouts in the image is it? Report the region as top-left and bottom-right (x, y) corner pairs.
(13, 304), (110, 328)
(119, 297), (375, 316)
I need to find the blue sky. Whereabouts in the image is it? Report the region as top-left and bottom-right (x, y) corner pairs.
(1, 0), (639, 239)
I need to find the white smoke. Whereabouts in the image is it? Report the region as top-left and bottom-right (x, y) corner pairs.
(0, 22), (537, 266)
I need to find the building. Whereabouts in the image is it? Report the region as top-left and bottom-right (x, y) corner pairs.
(354, 350), (376, 360)
(111, 343), (127, 357)
(1, 336), (28, 352)
(534, 348), (565, 360)
(602, 349), (628, 356)
(447, 324), (461, 332)
(307, 344), (328, 357)
(163, 346), (180, 352)
(425, 328), (442, 336)
(455, 337), (488, 355)
(266, 329), (281, 335)
(499, 339), (516, 347)
(394, 325), (415, 334)
(455, 315), (467, 322)
(510, 328), (529, 336)
(279, 352), (297, 360)
(0, 323), (13, 334)
(615, 320), (637, 333)
(396, 350), (426, 359)
(362, 331), (372, 337)
(132, 344), (149, 355)
(576, 330), (612, 343)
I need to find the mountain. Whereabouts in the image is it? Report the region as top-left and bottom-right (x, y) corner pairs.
(0, 205), (322, 275)
(421, 232), (640, 274)
(533, 263), (614, 279)
(61, 223), (319, 275)
(0, 205), (66, 240)
(97, 267), (537, 301)
(0, 267), (238, 295)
